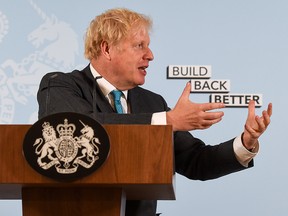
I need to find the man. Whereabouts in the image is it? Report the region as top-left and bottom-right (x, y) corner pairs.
(37, 8), (272, 216)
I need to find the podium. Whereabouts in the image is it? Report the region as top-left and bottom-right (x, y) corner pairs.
(0, 124), (175, 216)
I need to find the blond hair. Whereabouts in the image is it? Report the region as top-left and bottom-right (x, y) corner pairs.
(84, 8), (152, 60)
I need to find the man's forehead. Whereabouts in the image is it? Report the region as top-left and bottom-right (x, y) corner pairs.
(127, 26), (150, 40)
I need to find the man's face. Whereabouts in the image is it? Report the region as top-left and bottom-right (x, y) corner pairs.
(108, 26), (154, 90)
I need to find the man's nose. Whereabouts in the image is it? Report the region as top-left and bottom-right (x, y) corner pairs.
(144, 48), (154, 61)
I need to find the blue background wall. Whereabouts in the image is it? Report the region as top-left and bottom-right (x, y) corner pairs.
(0, 0), (285, 215)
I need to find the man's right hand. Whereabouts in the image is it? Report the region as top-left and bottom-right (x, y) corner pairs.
(166, 82), (225, 131)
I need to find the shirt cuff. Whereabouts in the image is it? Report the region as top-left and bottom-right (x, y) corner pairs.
(233, 134), (259, 167)
(151, 112), (167, 125)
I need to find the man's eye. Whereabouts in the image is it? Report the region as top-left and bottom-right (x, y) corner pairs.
(136, 44), (143, 48)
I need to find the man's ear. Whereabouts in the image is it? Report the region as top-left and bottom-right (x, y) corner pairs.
(100, 41), (111, 60)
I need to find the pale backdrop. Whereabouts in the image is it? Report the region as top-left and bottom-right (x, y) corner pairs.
(0, 0), (285, 215)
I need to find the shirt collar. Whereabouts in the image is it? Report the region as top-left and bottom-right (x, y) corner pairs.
(89, 64), (128, 99)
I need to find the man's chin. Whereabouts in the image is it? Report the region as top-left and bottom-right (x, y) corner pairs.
(137, 80), (145, 86)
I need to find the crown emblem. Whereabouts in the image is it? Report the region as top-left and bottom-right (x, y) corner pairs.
(42, 121), (52, 129)
(56, 119), (76, 137)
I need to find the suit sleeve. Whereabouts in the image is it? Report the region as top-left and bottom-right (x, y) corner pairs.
(174, 131), (252, 180)
(37, 72), (153, 124)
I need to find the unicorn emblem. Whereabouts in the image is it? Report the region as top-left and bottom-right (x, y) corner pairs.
(75, 120), (100, 165)
(0, 0), (80, 123)
(27, 0), (79, 69)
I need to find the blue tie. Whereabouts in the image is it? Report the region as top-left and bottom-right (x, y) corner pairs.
(111, 90), (123, 114)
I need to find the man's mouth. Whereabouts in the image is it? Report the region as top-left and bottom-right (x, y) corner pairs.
(138, 66), (148, 73)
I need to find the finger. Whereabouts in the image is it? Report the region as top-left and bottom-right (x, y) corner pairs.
(262, 110), (271, 127)
(200, 102), (225, 112)
(205, 116), (223, 125)
(248, 100), (256, 120)
(267, 103), (273, 117)
(255, 115), (266, 132)
(196, 118), (223, 130)
(257, 103), (272, 127)
(202, 111), (224, 120)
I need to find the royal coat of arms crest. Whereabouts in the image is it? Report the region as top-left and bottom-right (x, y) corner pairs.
(23, 112), (110, 181)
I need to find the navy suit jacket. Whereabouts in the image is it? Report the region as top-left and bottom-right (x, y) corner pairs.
(37, 65), (251, 216)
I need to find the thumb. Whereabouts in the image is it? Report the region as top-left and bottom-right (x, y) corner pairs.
(179, 81), (192, 101)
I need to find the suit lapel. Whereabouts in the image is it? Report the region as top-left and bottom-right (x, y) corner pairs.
(82, 66), (114, 113)
(95, 82), (115, 113)
(128, 87), (146, 114)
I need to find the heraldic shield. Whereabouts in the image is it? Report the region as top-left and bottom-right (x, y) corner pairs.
(23, 112), (110, 181)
